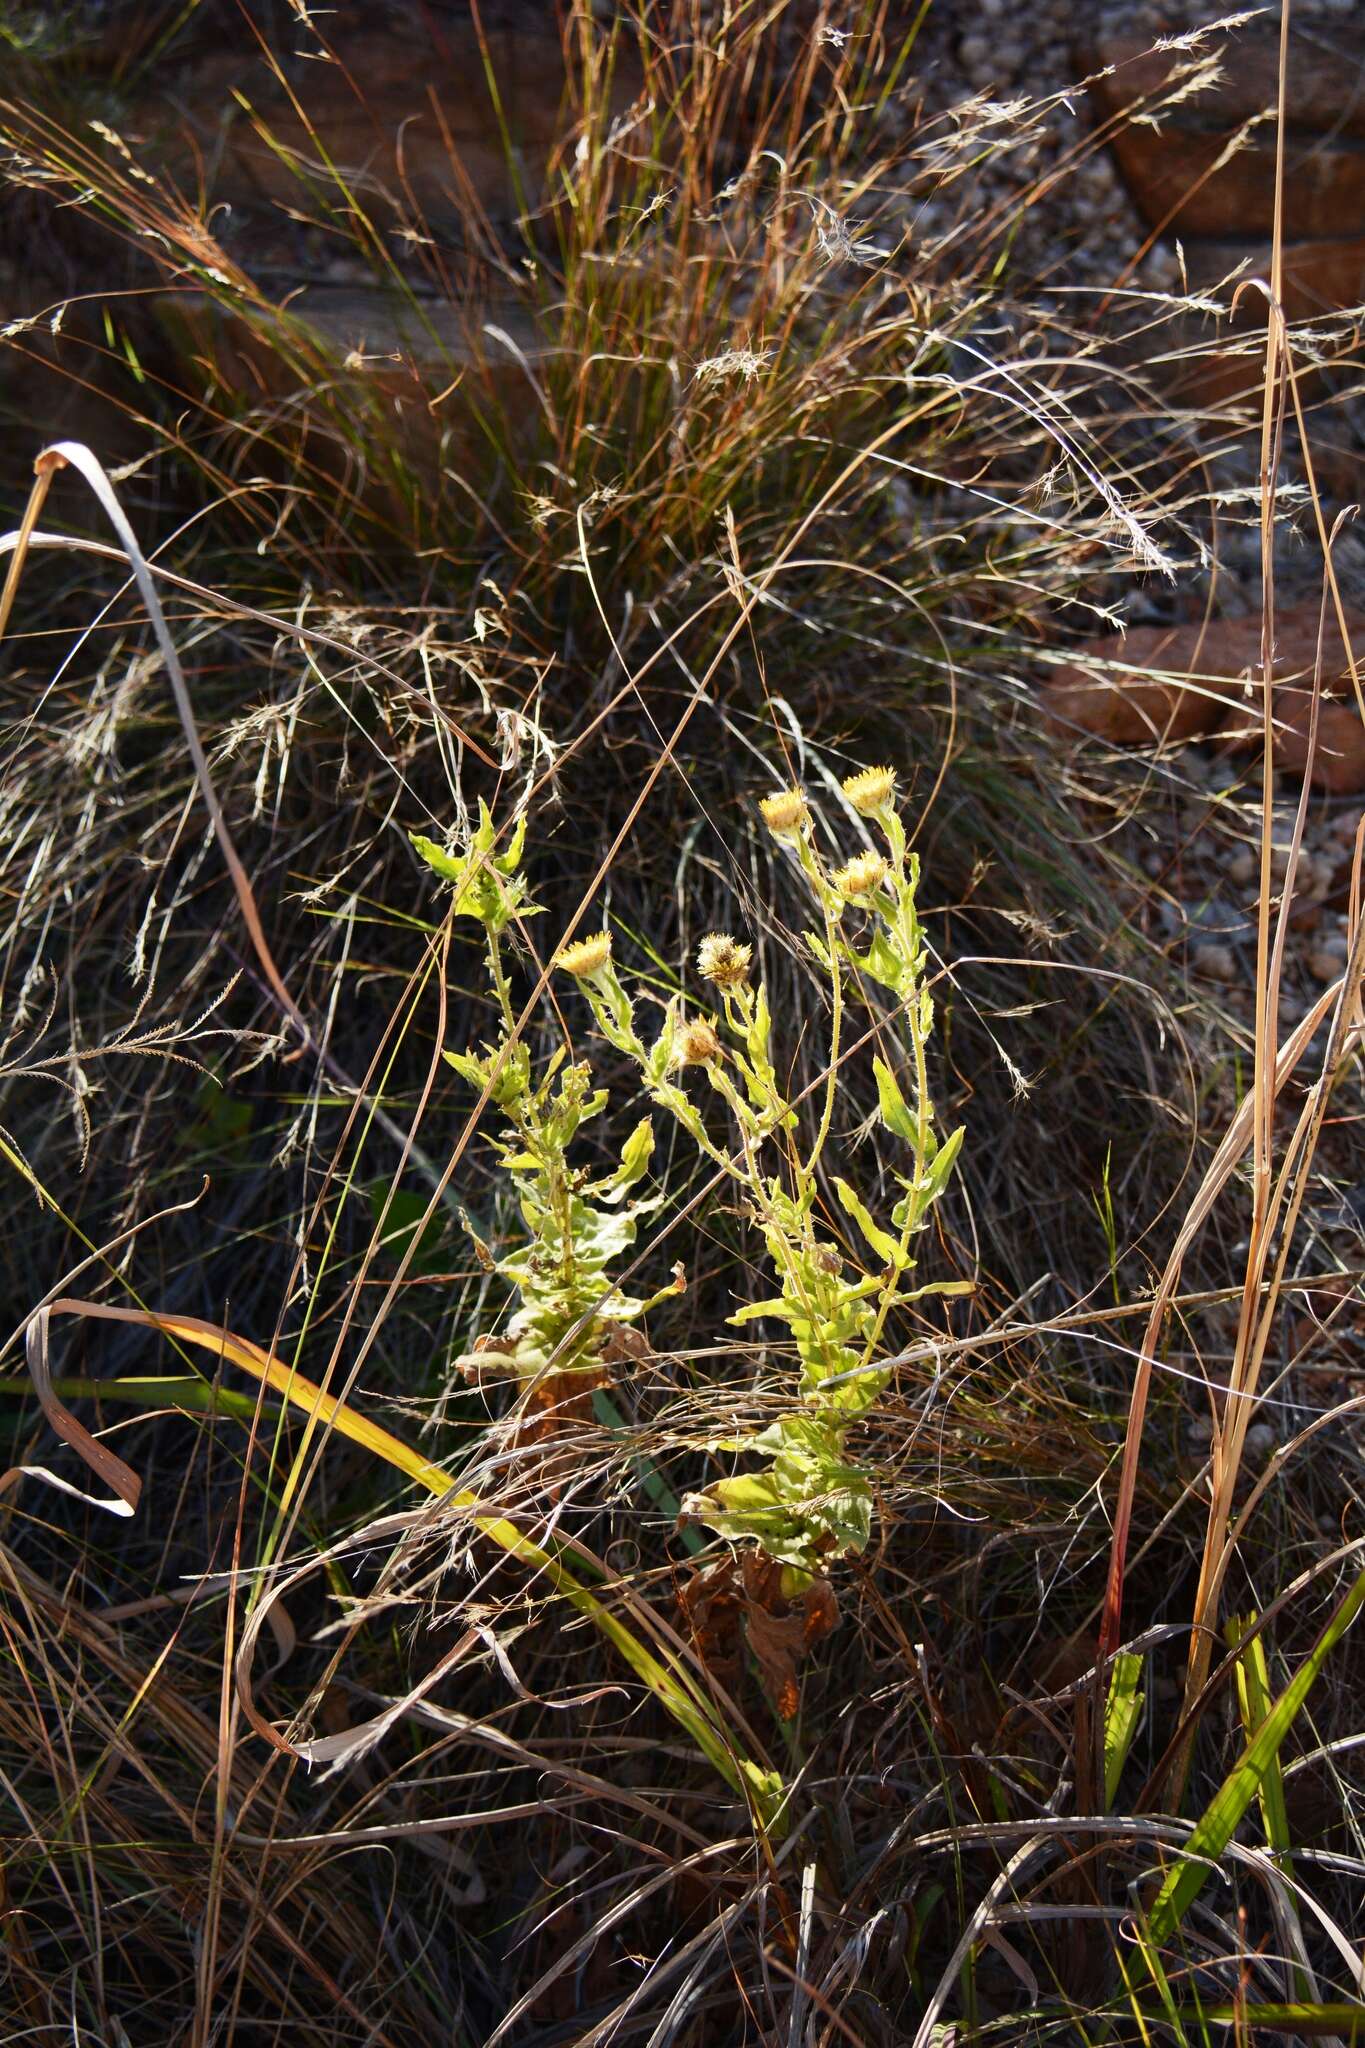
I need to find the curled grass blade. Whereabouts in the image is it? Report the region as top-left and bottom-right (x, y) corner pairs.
(18, 1295), (785, 1828)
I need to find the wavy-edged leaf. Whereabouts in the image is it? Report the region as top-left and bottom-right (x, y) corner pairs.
(833, 1177), (906, 1268)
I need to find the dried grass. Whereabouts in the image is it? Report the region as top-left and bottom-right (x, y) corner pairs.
(0, 2), (1362, 2041)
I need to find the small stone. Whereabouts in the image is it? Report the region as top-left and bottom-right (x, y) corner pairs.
(1243, 1422), (1276, 1458)
(1309, 948), (1346, 981)
(1193, 943), (1236, 982)
(1276, 702), (1365, 795)
(1040, 621), (1237, 744)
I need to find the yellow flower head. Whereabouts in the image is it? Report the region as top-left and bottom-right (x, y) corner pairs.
(557, 930), (613, 979)
(841, 764), (897, 816)
(675, 1017), (722, 1066)
(697, 932), (753, 989)
(759, 787), (810, 839)
(833, 852), (889, 900)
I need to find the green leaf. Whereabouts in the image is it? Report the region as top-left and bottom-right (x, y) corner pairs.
(411, 808), (541, 930)
(833, 1177), (905, 1269)
(496, 808), (528, 875)
(872, 1055), (919, 1144)
(411, 831), (464, 881)
(1103, 1651), (1144, 1810)
(729, 1294), (793, 1327)
(917, 1125), (964, 1213)
(1147, 1569), (1365, 1949)
(1228, 1611), (1309, 1999)
(1228, 1614), (1293, 1867)
(606, 1117), (654, 1196)
(856, 926), (907, 996)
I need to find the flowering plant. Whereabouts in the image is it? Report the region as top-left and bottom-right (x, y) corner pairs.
(413, 807), (680, 1443)
(418, 768), (966, 1716)
(557, 766), (968, 1593)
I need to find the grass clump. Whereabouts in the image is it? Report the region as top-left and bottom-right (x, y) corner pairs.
(1, 4), (1364, 2043)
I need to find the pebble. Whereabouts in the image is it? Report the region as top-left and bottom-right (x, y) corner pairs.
(1309, 949), (1346, 981)
(1227, 846), (1257, 886)
(1243, 1422), (1276, 1458)
(1193, 943), (1236, 982)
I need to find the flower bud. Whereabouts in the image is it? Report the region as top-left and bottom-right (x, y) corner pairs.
(675, 1018), (722, 1065)
(759, 787), (810, 839)
(833, 852), (889, 900)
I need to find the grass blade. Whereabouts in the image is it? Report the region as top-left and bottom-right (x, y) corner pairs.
(1147, 1570), (1365, 1949)
(20, 1295), (784, 1826)
(1103, 1649), (1144, 1811)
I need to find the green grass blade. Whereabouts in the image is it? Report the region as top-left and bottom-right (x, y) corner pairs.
(1103, 1649), (1145, 1810)
(1148, 1570), (1365, 1948)
(1226, 1614), (1293, 1868)
(1159, 2006), (1365, 2038)
(1228, 1611), (1310, 2002)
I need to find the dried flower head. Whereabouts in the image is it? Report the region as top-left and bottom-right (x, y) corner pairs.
(833, 852), (889, 900)
(697, 932), (753, 988)
(675, 1018), (722, 1066)
(557, 931), (613, 978)
(759, 787), (810, 838)
(841, 764), (897, 816)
